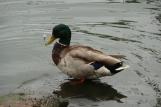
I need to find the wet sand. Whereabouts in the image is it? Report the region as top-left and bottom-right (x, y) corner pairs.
(0, 0), (161, 107)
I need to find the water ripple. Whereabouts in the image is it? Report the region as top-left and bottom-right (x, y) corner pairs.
(74, 29), (141, 43)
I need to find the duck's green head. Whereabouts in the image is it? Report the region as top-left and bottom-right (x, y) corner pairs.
(45, 24), (71, 46)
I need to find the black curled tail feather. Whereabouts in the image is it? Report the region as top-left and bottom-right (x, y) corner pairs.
(105, 62), (123, 74)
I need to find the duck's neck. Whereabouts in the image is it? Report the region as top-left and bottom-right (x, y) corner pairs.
(59, 36), (71, 46)
(52, 42), (68, 65)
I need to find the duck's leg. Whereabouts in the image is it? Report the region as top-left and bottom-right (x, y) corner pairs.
(79, 78), (86, 83)
(70, 78), (86, 85)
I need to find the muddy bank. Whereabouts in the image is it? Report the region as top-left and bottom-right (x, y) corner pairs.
(0, 79), (127, 107)
(0, 93), (68, 107)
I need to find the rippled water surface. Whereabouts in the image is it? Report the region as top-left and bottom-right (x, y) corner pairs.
(0, 0), (161, 107)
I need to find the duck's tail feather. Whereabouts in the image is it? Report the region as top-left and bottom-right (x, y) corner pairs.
(105, 62), (123, 73)
(90, 61), (129, 75)
(105, 62), (129, 74)
(116, 65), (130, 71)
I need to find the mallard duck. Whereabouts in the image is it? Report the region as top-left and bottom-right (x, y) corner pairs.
(45, 24), (129, 81)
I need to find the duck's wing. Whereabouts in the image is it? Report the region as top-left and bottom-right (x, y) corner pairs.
(69, 45), (123, 66)
(108, 54), (126, 59)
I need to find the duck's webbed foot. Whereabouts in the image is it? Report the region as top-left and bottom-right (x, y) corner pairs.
(70, 78), (86, 85)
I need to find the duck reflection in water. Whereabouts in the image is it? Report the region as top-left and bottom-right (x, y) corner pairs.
(53, 79), (127, 103)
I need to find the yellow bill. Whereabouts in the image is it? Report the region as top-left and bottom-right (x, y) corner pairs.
(45, 35), (56, 46)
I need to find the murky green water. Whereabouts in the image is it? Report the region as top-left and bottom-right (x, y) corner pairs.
(0, 0), (161, 107)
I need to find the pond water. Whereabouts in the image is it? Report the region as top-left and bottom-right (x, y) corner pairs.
(0, 0), (161, 107)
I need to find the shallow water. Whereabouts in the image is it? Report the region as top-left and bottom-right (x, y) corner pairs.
(0, 0), (161, 107)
